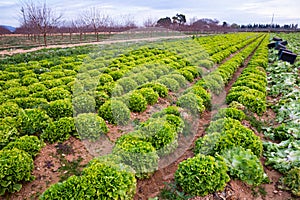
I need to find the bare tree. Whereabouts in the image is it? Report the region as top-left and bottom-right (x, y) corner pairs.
(82, 7), (110, 42)
(20, 1), (62, 46)
(143, 17), (157, 27)
(120, 14), (137, 29)
(72, 18), (88, 42)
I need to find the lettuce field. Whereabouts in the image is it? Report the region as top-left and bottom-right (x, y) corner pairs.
(0, 31), (299, 200)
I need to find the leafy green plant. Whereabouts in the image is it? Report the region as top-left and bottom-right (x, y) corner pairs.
(264, 123), (292, 141)
(177, 69), (194, 82)
(212, 107), (246, 121)
(138, 82), (168, 98)
(263, 139), (300, 173)
(44, 87), (71, 101)
(0, 123), (19, 150)
(221, 146), (268, 186)
(195, 118), (263, 157)
(97, 82), (123, 97)
(139, 88), (159, 105)
(72, 93), (96, 115)
(21, 76), (39, 86)
(128, 90), (148, 113)
(245, 112), (265, 133)
(98, 74), (114, 86)
(11, 97), (48, 109)
(41, 117), (76, 143)
(113, 133), (159, 178)
(198, 59), (214, 69)
(198, 73), (224, 95)
(3, 135), (44, 157)
(183, 66), (202, 78)
(28, 83), (47, 93)
(109, 70), (125, 81)
(3, 86), (30, 99)
(152, 106), (181, 118)
(59, 77), (74, 85)
(83, 160), (136, 199)
(0, 148), (34, 195)
(177, 93), (205, 115)
(0, 102), (21, 118)
(157, 77), (180, 92)
(279, 167), (300, 196)
(94, 91), (109, 109)
(131, 74), (148, 85)
(237, 93), (266, 115)
(228, 101), (245, 110)
(163, 114), (185, 133)
(75, 113), (108, 141)
(45, 99), (73, 120)
(183, 85), (211, 109)
(141, 70), (157, 82)
(162, 74), (188, 88)
(40, 160), (136, 200)
(17, 108), (51, 135)
(233, 79), (266, 93)
(117, 77), (138, 93)
(175, 154), (230, 196)
(42, 79), (64, 89)
(98, 99), (131, 125)
(140, 118), (178, 156)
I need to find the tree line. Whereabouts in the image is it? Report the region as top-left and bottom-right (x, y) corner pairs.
(1, 1), (299, 46)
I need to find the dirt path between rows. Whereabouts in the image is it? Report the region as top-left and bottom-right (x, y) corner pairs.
(0, 35), (190, 56)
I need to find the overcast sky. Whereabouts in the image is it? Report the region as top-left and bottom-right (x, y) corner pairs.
(0, 0), (299, 27)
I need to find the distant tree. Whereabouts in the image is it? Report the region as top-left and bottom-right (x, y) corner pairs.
(172, 14), (186, 25)
(192, 18), (219, 26)
(120, 14), (137, 29)
(20, 1), (62, 46)
(230, 23), (240, 29)
(192, 18), (220, 31)
(72, 17), (88, 41)
(222, 21), (228, 27)
(156, 17), (172, 27)
(177, 14), (186, 25)
(143, 17), (157, 27)
(82, 7), (110, 41)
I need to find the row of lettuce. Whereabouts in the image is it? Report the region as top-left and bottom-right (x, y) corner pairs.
(174, 34), (270, 196)
(263, 33), (300, 196)
(35, 34), (266, 199)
